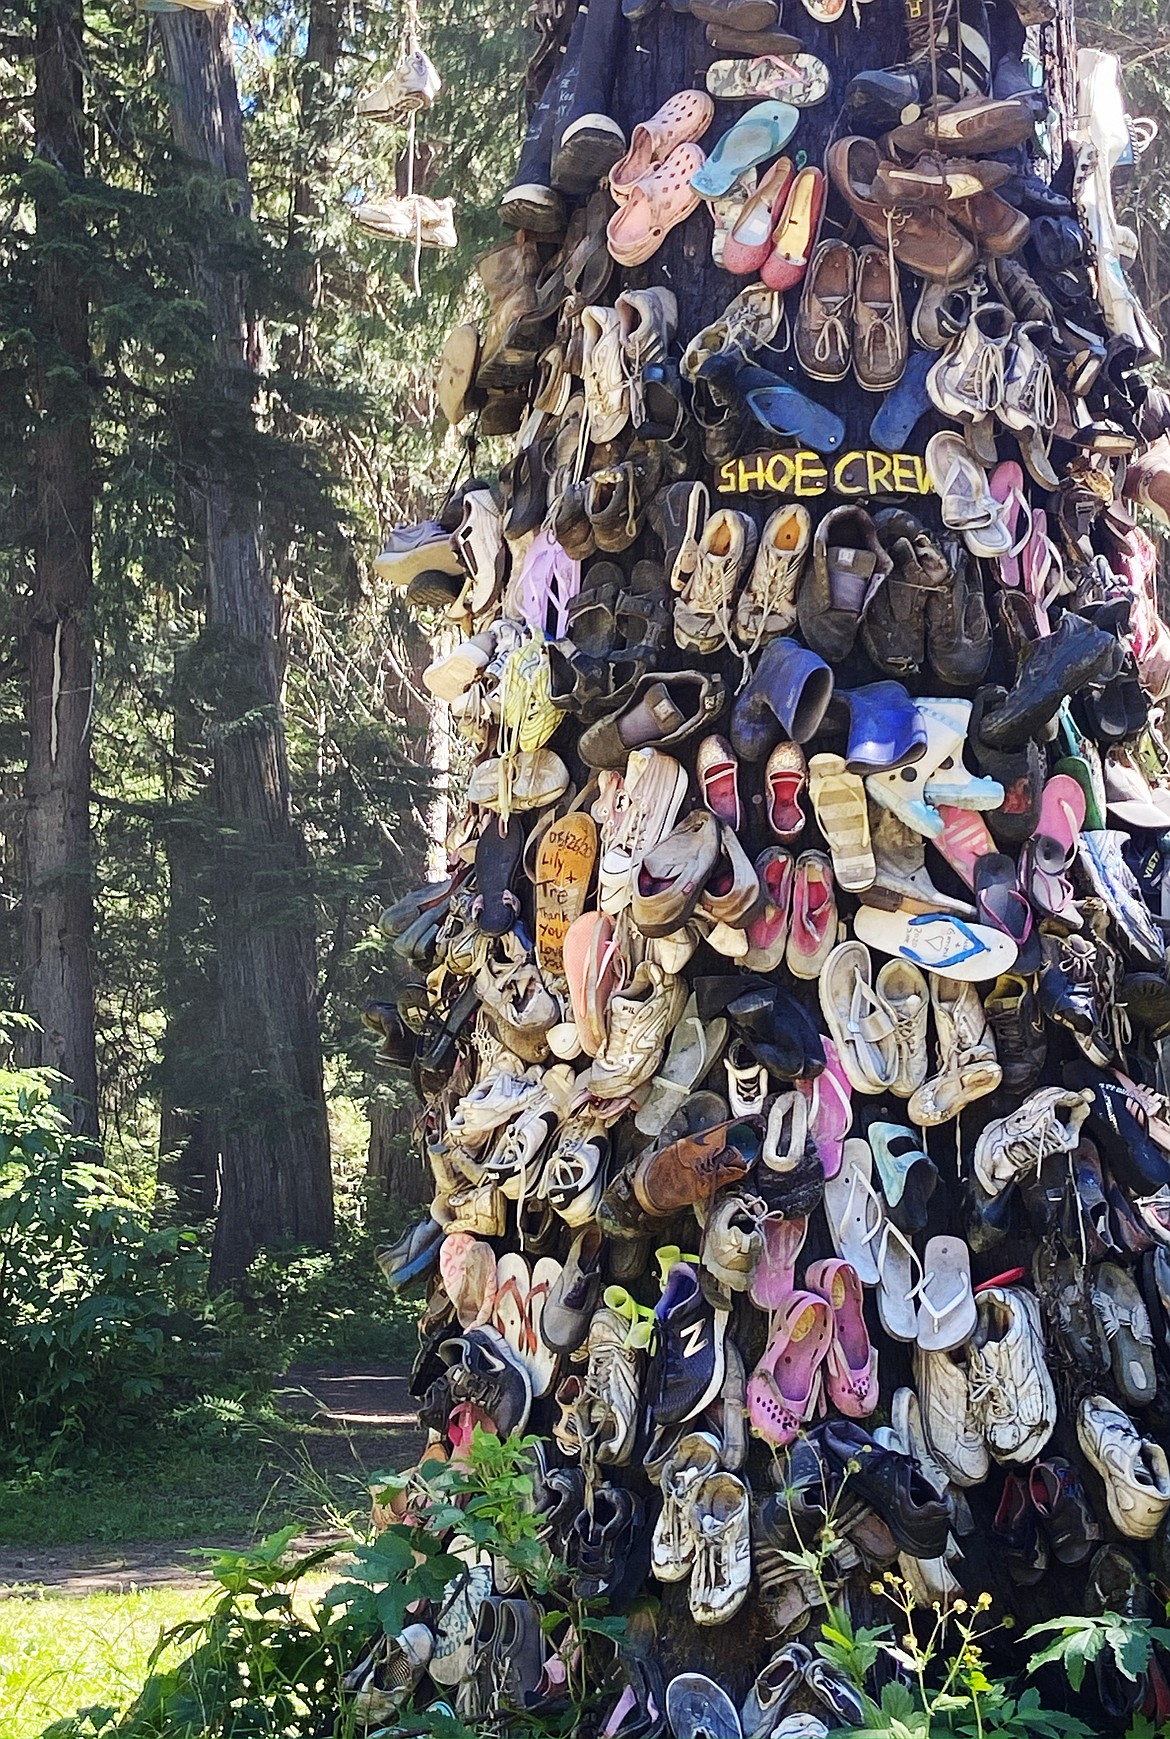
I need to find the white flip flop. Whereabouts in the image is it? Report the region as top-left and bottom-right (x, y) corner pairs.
(916, 1236), (978, 1352)
(853, 905), (1017, 982)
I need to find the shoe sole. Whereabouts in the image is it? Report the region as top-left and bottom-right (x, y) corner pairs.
(551, 126), (626, 194)
(498, 184), (565, 235)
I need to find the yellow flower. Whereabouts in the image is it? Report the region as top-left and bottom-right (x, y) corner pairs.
(976, 1592), (993, 1610)
(952, 1600), (968, 1614)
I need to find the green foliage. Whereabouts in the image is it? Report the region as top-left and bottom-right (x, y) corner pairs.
(0, 1039), (277, 1472)
(93, 1530), (366, 1738)
(1024, 1611), (1170, 1694)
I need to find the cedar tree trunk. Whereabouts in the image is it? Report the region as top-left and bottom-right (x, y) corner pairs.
(23, 0), (100, 1137)
(156, 9), (333, 1284)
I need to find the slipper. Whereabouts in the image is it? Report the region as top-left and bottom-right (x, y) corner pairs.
(724, 360), (846, 452)
(818, 939), (898, 1093)
(438, 322), (482, 426)
(690, 101), (801, 198)
(607, 144), (707, 267)
(799, 1035), (852, 1180)
(1021, 509), (1066, 629)
(867, 1120), (937, 1232)
(916, 1236), (977, 1352)
(805, 1257), (879, 1417)
(787, 850), (837, 981)
(989, 461), (1031, 587)
(534, 811), (598, 974)
(749, 1214), (808, 1310)
(743, 847), (795, 971)
(610, 90), (715, 200)
(853, 905), (1017, 981)
(746, 1289), (833, 1446)
(973, 851), (1042, 975)
(1023, 773), (1085, 922)
(809, 753), (875, 892)
(491, 1252), (533, 1371)
(706, 52), (830, 107)
(475, 817), (525, 937)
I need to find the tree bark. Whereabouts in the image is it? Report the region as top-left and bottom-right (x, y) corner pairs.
(156, 10), (333, 1284)
(365, 1097), (429, 1208)
(22, 0), (99, 1138)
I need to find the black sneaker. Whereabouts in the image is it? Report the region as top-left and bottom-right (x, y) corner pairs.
(440, 1326), (533, 1435)
(647, 1263), (727, 1427)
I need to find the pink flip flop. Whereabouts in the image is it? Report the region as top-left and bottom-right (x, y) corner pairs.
(746, 1289), (833, 1446)
(1020, 510), (1067, 638)
(1023, 773), (1086, 922)
(799, 1035), (852, 1180)
(749, 1214), (807, 1310)
(606, 144), (707, 269)
(440, 1233), (498, 1328)
(930, 804), (997, 889)
(989, 461), (1031, 588)
(804, 1257), (878, 1417)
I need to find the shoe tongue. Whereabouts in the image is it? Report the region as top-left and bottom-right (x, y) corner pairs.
(828, 545), (878, 613)
(622, 682), (685, 746)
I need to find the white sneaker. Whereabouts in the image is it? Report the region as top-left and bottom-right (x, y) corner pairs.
(588, 962), (687, 1100)
(687, 1471), (752, 1625)
(357, 49), (442, 118)
(595, 749), (689, 916)
(577, 1306), (644, 1467)
(875, 959), (929, 1098)
(966, 1286), (1055, 1463)
(913, 1346), (989, 1486)
(972, 1085), (1093, 1197)
(908, 975), (1001, 1127)
(1077, 1393), (1170, 1538)
(650, 1431), (721, 1583)
(581, 305), (629, 444)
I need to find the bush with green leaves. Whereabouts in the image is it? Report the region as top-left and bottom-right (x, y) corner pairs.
(0, 1032), (279, 1473)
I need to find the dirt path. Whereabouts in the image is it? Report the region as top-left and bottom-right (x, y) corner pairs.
(0, 1364), (424, 1598)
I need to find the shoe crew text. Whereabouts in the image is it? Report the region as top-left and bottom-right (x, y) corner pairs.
(717, 449), (934, 498)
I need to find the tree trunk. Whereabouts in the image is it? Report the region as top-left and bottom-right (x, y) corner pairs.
(365, 1097), (429, 1208)
(22, 0), (99, 1139)
(157, 692), (219, 1221)
(156, 10), (333, 1285)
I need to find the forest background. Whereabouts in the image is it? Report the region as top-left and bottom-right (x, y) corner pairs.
(0, 0), (1167, 1463)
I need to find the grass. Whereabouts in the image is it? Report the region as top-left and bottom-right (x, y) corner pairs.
(0, 1418), (401, 1551)
(0, 1577), (339, 1738)
(0, 1585), (204, 1738)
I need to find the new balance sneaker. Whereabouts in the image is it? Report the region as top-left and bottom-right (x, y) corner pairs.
(647, 1263), (729, 1426)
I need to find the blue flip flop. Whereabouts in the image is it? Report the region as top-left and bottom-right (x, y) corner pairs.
(690, 101), (800, 197)
(734, 361), (846, 453)
(870, 347), (934, 452)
